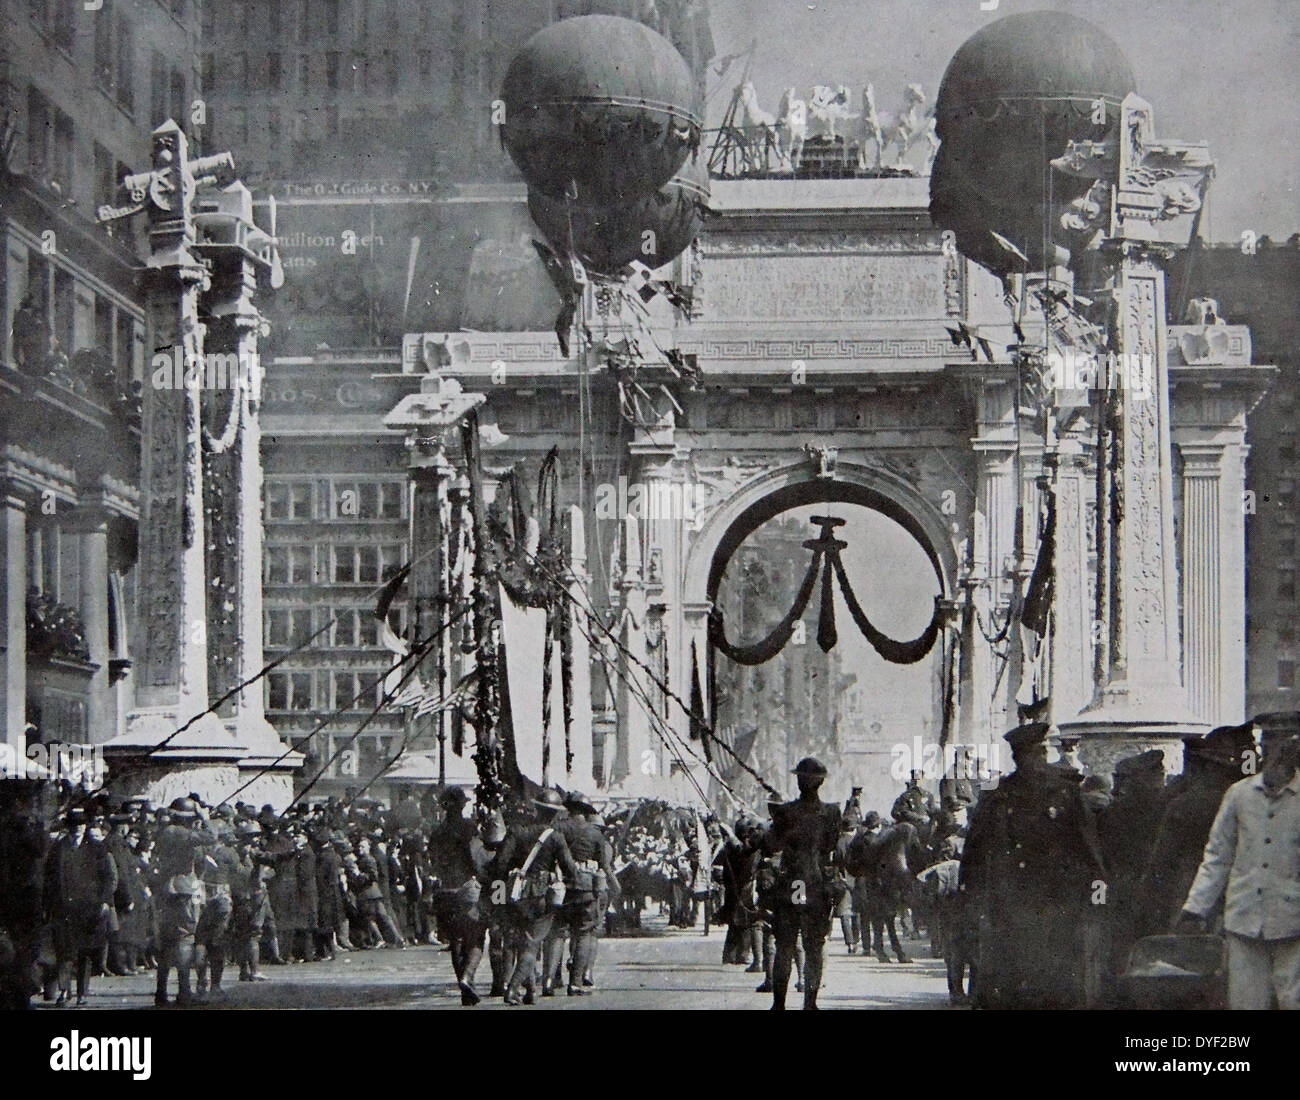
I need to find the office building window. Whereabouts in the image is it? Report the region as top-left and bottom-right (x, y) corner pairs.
(326, 52), (341, 91)
(330, 479), (404, 520)
(325, 105), (339, 137)
(170, 70), (187, 130)
(1280, 660), (1296, 690)
(298, 54), (311, 94)
(324, 0), (339, 37)
(94, 143), (115, 208)
(385, 51), (399, 95)
(200, 54), (215, 94)
(51, 0), (74, 52)
(114, 309), (136, 384)
(266, 545), (313, 585)
(268, 53), (283, 92)
(27, 86), (49, 176)
(298, 0), (312, 42)
(114, 12), (135, 112)
(268, 0), (282, 39)
(267, 671), (314, 712)
(265, 480), (314, 520)
(95, 12), (114, 90)
(151, 52), (167, 126)
(266, 607), (314, 647)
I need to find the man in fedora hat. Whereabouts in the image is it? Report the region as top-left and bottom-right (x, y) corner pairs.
(543, 790), (620, 997)
(45, 806), (117, 1006)
(1180, 712), (1300, 1009)
(497, 789), (577, 1005)
(764, 757), (842, 1010)
(960, 723), (1106, 1009)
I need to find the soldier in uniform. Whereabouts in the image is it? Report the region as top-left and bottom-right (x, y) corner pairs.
(193, 816), (242, 997)
(544, 791), (620, 997)
(428, 787), (490, 1005)
(153, 798), (205, 1007)
(959, 723), (1106, 1009)
(892, 771), (936, 829)
(764, 757), (842, 1010)
(497, 789), (577, 1005)
(231, 821), (274, 983)
(477, 811), (512, 998)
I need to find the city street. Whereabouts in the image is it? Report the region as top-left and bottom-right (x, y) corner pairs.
(41, 916), (952, 1011)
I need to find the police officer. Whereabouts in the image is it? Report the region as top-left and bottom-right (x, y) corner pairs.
(544, 791), (620, 997)
(765, 758), (842, 1010)
(960, 723), (1106, 1009)
(497, 789), (577, 1005)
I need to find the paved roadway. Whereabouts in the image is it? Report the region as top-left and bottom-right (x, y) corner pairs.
(39, 916), (956, 1011)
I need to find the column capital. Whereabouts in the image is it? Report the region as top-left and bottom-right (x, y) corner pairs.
(1177, 440), (1231, 476)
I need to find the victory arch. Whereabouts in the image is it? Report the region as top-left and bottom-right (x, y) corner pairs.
(404, 173), (1270, 804)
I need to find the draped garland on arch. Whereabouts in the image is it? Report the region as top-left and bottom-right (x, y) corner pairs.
(708, 513), (944, 668)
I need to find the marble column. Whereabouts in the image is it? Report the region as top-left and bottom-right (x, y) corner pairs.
(0, 486), (27, 755)
(1049, 434), (1096, 725)
(71, 502), (112, 743)
(1176, 439), (1247, 726)
(614, 513), (652, 792)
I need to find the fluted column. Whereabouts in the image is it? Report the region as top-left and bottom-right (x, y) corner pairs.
(0, 486), (27, 755)
(1176, 440), (1247, 726)
(564, 505), (595, 787)
(71, 503), (112, 743)
(1049, 434), (1095, 724)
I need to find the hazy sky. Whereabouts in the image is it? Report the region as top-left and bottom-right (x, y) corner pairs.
(706, 0), (1300, 239)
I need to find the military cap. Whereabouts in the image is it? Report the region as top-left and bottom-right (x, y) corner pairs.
(861, 811), (882, 829)
(213, 804), (236, 821)
(169, 797), (200, 818)
(564, 790), (598, 815)
(1114, 749), (1166, 777)
(842, 806), (862, 829)
(438, 786), (469, 806)
(1252, 711), (1300, 740)
(1187, 723), (1254, 769)
(1003, 722), (1051, 753)
(791, 757), (828, 778)
(533, 788), (566, 812)
(235, 821), (262, 838)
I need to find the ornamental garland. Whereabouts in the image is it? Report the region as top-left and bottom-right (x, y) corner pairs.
(710, 515), (943, 668)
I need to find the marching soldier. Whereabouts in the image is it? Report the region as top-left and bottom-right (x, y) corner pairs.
(194, 816), (242, 997)
(428, 787), (490, 1005)
(544, 791), (620, 997)
(960, 723), (1107, 1009)
(153, 798), (205, 1007)
(497, 789), (577, 1005)
(764, 758), (841, 1010)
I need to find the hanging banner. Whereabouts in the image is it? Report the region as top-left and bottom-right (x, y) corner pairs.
(498, 583), (567, 787)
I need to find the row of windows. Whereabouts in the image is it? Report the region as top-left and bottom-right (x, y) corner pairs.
(218, 1), (450, 43)
(264, 543), (406, 586)
(265, 668), (396, 713)
(265, 606), (407, 650)
(265, 479), (406, 522)
(204, 50), (443, 98)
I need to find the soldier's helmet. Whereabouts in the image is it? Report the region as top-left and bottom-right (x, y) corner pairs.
(861, 811), (882, 830)
(169, 797), (200, 820)
(564, 790), (598, 815)
(791, 757), (828, 778)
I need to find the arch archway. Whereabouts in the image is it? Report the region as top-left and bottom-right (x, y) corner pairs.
(679, 460), (959, 805)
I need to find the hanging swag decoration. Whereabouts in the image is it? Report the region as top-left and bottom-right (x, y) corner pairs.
(709, 515), (943, 667)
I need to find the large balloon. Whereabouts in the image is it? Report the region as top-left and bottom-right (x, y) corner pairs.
(527, 153), (709, 275)
(930, 11), (1136, 275)
(501, 15), (701, 206)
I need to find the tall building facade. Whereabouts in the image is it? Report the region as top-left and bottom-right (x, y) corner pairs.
(0, 0), (203, 755)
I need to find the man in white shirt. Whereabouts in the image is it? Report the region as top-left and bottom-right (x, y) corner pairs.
(1180, 713), (1300, 1009)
